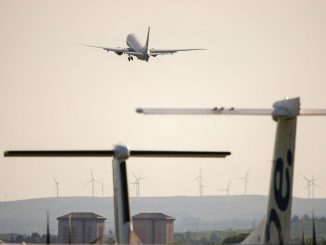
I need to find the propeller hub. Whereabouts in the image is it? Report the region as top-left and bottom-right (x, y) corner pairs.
(114, 144), (130, 160)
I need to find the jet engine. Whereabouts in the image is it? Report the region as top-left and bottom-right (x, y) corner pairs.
(115, 51), (123, 56)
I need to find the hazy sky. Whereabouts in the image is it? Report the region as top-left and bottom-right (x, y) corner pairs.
(1, 0), (326, 201)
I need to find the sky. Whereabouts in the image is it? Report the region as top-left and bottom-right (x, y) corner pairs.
(1, 0), (326, 201)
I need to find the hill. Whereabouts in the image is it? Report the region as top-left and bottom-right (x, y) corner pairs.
(0, 195), (325, 235)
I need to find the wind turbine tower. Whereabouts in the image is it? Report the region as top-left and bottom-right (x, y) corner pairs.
(219, 180), (231, 196)
(85, 169), (99, 197)
(238, 170), (249, 195)
(99, 178), (108, 197)
(194, 166), (206, 196)
(131, 172), (145, 197)
(52, 177), (59, 197)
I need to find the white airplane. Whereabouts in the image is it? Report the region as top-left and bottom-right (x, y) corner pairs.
(82, 27), (206, 62)
(137, 97), (326, 244)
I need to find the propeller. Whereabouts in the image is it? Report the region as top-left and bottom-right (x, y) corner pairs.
(4, 149), (230, 158)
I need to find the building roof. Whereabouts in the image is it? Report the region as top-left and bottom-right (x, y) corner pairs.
(132, 212), (175, 220)
(57, 212), (106, 221)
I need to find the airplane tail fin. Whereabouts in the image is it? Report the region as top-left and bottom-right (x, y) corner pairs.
(241, 98), (299, 244)
(144, 26), (150, 54)
(263, 98), (299, 244)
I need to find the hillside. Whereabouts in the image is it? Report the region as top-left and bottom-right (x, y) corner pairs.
(0, 195), (325, 234)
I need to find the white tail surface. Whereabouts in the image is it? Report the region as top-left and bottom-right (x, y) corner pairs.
(263, 98), (298, 244)
(144, 26), (150, 54)
(137, 97), (326, 244)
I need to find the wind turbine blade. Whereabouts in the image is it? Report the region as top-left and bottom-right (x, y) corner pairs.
(313, 183), (321, 188)
(52, 176), (58, 184)
(94, 179), (101, 184)
(227, 180), (232, 190)
(245, 169), (249, 178)
(193, 176), (200, 181)
(4, 150), (230, 158)
(301, 174), (310, 182)
(131, 171), (137, 179)
(84, 179), (92, 186)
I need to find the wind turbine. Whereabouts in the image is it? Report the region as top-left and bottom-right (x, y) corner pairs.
(310, 174), (320, 199)
(85, 169), (100, 197)
(302, 173), (320, 199)
(98, 178), (109, 197)
(131, 172), (146, 197)
(194, 166), (207, 196)
(219, 180), (231, 196)
(52, 177), (59, 197)
(238, 169), (249, 195)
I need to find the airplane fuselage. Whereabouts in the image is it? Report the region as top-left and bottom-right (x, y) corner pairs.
(126, 34), (149, 61)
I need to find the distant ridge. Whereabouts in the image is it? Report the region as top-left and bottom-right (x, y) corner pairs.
(0, 195), (325, 234)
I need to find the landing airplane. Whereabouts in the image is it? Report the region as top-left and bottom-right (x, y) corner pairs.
(137, 97), (326, 244)
(81, 27), (206, 62)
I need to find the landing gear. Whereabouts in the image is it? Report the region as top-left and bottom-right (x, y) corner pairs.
(128, 56), (134, 61)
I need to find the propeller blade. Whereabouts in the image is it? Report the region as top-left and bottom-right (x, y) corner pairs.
(4, 150), (114, 157)
(4, 150), (230, 158)
(46, 211), (50, 245)
(130, 150), (230, 158)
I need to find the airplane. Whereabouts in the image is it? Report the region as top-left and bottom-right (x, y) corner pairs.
(81, 27), (206, 62)
(136, 97), (326, 244)
(4, 148), (230, 244)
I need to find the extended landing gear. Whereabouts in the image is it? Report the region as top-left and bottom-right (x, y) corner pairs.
(128, 56), (134, 61)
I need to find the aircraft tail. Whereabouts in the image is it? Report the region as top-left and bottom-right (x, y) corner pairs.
(137, 97), (326, 244)
(241, 98), (299, 244)
(144, 26), (150, 54)
(263, 98), (299, 244)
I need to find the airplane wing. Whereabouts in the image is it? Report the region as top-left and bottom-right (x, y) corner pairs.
(80, 44), (131, 53)
(149, 48), (206, 56)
